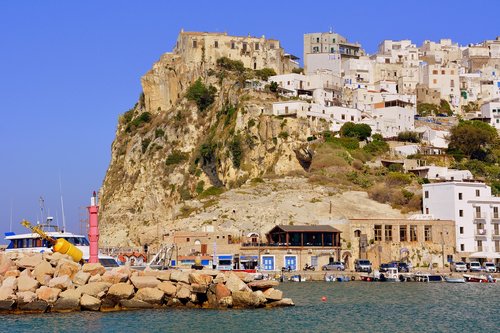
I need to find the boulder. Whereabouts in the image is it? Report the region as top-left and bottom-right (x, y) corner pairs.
(191, 283), (207, 294)
(0, 287), (16, 301)
(16, 291), (37, 304)
(36, 286), (61, 304)
(53, 296), (80, 312)
(19, 300), (49, 312)
(233, 271), (254, 283)
(0, 256), (15, 275)
(200, 269), (220, 276)
(189, 273), (209, 285)
(101, 271), (128, 284)
(2, 276), (18, 290)
(247, 280), (279, 289)
(48, 275), (73, 290)
(18, 276), (39, 292)
(54, 259), (80, 279)
(215, 283), (231, 301)
(156, 271), (171, 281)
(82, 263), (106, 276)
(33, 260), (55, 284)
(213, 273), (226, 284)
(72, 271), (91, 286)
(4, 269), (20, 278)
(134, 288), (164, 304)
(232, 291), (262, 308)
(157, 281), (177, 296)
(175, 285), (191, 300)
(120, 299), (154, 309)
(60, 288), (82, 299)
(267, 298), (295, 307)
(218, 296), (233, 308)
(263, 288), (283, 301)
(253, 290), (267, 304)
(0, 300), (16, 311)
(170, 270), (190, 284)
(130, 275), (160, 289)
(107, 283), (134, 300)
(16, 253), (43, 269)
(225, 273), (250, 293)
(111, 266), (132, 277)
(77, 282), (111, 298)
(80, 294), (101, 311)
(88, 274), (102, 283)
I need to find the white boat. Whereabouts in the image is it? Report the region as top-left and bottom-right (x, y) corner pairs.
(4, 217), (119, 267)
(289, 274), (308, 282)
(380, 267), (400, 282)
(414, 272), (442, 282)
(444, 276), (465, 283)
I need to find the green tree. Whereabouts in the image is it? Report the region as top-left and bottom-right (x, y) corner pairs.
(186, 78), (217, 112)
(448, 120), (498, 160)
(255, 68), (276, 81)
(269, 81), (278, 92)
(340, 122), (372, 141)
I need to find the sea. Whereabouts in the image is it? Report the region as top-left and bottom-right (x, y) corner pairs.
(2, 282), (498, 333)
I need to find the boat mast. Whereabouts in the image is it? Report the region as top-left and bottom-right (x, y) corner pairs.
(9, 200), (13, 232)
(39, 196), (45, 225)
(59, 173), (67, 232)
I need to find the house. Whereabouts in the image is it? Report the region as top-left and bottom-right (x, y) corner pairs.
(480, 101), (500, 129)
(240, 225), (342, 271)
(371, 99), (415, 138)
(407, 166), (473, 181)
(422, 181), (500, 263)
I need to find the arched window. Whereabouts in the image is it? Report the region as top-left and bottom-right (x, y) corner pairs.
(194, 239), (201, 246)
(354, 230), (361, 237)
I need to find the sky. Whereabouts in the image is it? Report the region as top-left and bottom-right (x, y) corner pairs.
(0, 0), (498, 241)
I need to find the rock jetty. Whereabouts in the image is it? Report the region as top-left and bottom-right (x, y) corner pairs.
(0, 252), (294, 313)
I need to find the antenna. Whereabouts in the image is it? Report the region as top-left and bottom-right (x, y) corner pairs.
(39, 196), (45, 224)
(59, 173), (67, 232)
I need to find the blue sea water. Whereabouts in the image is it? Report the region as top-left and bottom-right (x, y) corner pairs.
(1, 282), (498, 333)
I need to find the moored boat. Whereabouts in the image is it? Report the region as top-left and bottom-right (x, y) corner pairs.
(444, 276), (466, 283)
(289, 274), (308, 282)
(463, 274), (496, 283)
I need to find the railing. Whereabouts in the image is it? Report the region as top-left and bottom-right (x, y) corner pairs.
(474, 229), (487, 237)
(474, 212), (486, 219)
(241, 242), (340, 248)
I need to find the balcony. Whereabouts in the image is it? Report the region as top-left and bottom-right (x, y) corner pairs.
(474, 229), (487, 239)
(491, 213), (500, 224)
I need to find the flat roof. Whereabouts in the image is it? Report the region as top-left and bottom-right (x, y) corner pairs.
(272, 225), (341, 233)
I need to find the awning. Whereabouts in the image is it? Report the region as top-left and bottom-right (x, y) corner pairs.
(469, 252), (500, 259)
(218, 255), (233, 260)
(240, 255), (258, 262)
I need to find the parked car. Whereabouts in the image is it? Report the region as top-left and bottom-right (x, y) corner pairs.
(322, 261), (345, 271)
(390, 261), (410, 272)
(379, 262), (397, 272)
(354, 259), (372, 273)
(468, 261), (483, 272)
(483, 262), (496, 273)
(451, 261), (467, 272)
(497, 262), (500, 273)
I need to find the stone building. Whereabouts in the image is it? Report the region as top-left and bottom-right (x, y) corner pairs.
(341, 218), (456, 269)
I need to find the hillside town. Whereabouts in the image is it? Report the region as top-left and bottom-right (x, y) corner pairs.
(100, 30), (500, 275)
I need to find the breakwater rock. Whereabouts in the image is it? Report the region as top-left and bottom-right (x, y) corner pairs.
(0, 252), (294, 313)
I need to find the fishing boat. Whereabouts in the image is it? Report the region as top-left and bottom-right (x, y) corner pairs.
(289, 274), (308, 282)
(4, 217), (119, 267)
(443, 276), (466, 283)
(414, 272), (442, 282)
(379, 267), (400, 282)
(463, 274), (496, 283)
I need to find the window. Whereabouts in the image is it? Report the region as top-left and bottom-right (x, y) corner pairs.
(459, 210), (463, 217)
(424, 191), (429, 199)
(459, 227), (464, 234)
(214, 41), (218, 48)
(269, 43), (275, 49)
(432, 70), (438, 75)
(495, 240), (500, 252)
(186, 238), (190, 242)
(458, 193), (463, 200)
(433, 79), (437, 84)
(332, 38), (336, 43)
(231, 42), (236, 49)
(460, 244), (465, 251)
(330, 47), (334, 53)
(242, 42), (247, 52)
(451, 70), (454, 75)
(425, 207), (429, 214)
(494, 207), (499, 219)
(385, 225), (392, 241)
(477, 240), (483, 251)
(354, 230), (361, 237)
(192, 40), (197, 48)
(424, 226), (432, 241)
(351, 116), (354, 121)
(400, 226), (407, 242)
(475, 206), (481, 218)
(476, 189), (480, 197)
(255, 43), (259, 50)
(441, 70), (445, 75)
(374, 225), (382, 241)
(341, 114), (345, 120)
(316, 37), (320, 43)
(450, 80), (454, 87)
(410, 225), (417, 242)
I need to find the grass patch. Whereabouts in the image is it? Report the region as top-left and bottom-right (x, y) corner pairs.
(199, 186), (225, 199)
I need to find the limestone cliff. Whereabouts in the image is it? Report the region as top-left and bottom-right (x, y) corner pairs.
(99, 44), (328, 246)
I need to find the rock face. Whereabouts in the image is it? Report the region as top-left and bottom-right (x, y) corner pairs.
(0, 252), (293, 313)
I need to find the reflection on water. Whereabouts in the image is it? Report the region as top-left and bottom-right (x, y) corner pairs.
(3, 282), (499, 333)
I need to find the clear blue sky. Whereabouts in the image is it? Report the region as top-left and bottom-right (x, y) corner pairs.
(0, 0), (498, 240)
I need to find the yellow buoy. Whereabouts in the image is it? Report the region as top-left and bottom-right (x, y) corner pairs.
(53, 238), (83, 262)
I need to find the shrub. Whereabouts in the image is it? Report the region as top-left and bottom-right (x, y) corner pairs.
(363, 140), (389, 155)
(340, 122), (372, 141)
(278, 131), (289, 139)
(328, 137), (359, 150)
(255, 68), (276, 81)
(186, 78), (217, 112)
(199, 186), (225, 199)
(166, 150), (188, 165)
(269, 81), (278, 92)
(386, 172), (412, 186)
(448, 120), (498, 160)
(397, 131), (421, 143)
(141, 138), (151, 154)
(307, 135), (317, 142)
(417, 103), (438, 117)
(388, 163), (404, 172)
(126, 112), (152, 132)
(155, 128), (165, 139)
(196, 181), (205, 194)
(251, 177), (265, 184)
(248, 119), (256, 128)
(216, 57), (245, 72)
(352, 159), (364, 170)
(292, 67), (304, 74)
(228, 135), (243, 168)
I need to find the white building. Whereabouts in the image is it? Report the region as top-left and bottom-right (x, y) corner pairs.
(272, 101), (310, 116)
(370, 99), (415, 138)
(422, 182), (500, 262)
(480, 101), (500, 129)
(408, 166), (473, 181)
(420, 63), (461, 108)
